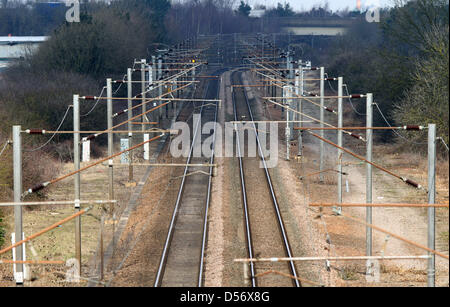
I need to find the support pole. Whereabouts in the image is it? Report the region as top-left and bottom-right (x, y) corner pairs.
(319, 67), (325, 182)
(283, 86), (290, 161)
(151, 55), (158, 123)
(152, 55), (157, 101)
(106, 78), (115, 252)
(335, 77), (343, 215)
(107, 79), (114, 202)
(73, 95), (81, 279)
(173, 80), (177, 125)
(148, 61), (154, 116)
(141, 59), (147, 133)
(13, 125), (23, 285)
(127, 68), (133, 182)
(162, 55), (169, 119)
(427, 123), (436, 287)
(172, 76), (177, 121)
(158, 56), (163, 120)
(366, 93), (373, 256)
(288, 86), (294, 140)
(287, 51), (293, 82)
(294, 69), (300, 156)
(297, 64), (303, 156)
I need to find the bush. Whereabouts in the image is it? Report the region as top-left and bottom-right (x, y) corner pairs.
(0, 216), (5, 248)
(393, 25), (449, 152)
(319, 1), (449, 144)
(0, 145), (12, 203)
(0, 69), (106, 145)
(29, 9), (152, 79)
(0, 134), (60, 200)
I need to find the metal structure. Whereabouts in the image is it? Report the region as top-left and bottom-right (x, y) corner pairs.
(13, 125), (23, 285)
(2, 33), (446, 289)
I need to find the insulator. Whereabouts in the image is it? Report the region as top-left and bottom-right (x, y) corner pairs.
(405, 179), (420, 188)
(26, 129), (45, 135)
(404, 125), (422, 131)
(350, 133), (362, 140)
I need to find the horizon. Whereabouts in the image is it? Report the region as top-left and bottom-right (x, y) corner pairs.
(9, 0), (395, 12)
(246, 0), (394, 12)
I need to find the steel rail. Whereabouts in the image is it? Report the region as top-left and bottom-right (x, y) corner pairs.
(198, 76), (220, 287)
(231, 71), (257, 287)
(154, 78), (218, 287)
(236, 71), (301, 287)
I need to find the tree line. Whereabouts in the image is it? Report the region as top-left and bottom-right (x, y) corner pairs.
(314, 0), (449, 151)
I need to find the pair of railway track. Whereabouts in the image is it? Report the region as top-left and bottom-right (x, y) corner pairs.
(154, 73), (220, 287)
(231, 71), (301, 287)
(154, 69), (300, 287)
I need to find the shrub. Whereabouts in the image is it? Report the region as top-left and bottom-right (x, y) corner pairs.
(0, 69), (106, 145)
(393, 25), (449, 152)
(0, 216), (5, 249)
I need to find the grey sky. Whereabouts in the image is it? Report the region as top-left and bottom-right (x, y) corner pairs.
(247, 0), (394, 12)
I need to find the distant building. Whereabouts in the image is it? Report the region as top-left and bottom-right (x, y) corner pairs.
(277, 17), (354, 36)
(249, 9), (266, 18)
(0, 36), (48, 69)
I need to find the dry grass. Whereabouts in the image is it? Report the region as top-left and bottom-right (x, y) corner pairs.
(0, 140), (154, 286)
(338, 265), (363, 281)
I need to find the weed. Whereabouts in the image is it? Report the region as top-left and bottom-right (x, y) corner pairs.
(0, 215), (5, 248)
(339, 266), (360, 281)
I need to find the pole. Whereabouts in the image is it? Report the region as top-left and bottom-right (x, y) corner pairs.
(319, 67), (325, 182)
(427, 123), (436, 287)
(158, 56), (163, 121)
(288, 86), (294, 141)
(335, 77), (343, 215)
(141, 59), (147, 131)
(13, 125), (23, 285)
(107, 79), (114, 202)
(284, 86), (290, 161)
(106, 78), (115, 255)
(366, 93), (373, 256)
(148, 61), (155, 117)
(286, 51), (291, 81)
(152, 55), (157, 98)
(163, 54), (169, 118)
(151, 55), (158, 120)
(73, 95), (82, 279)
(173, 77), (177, 125)
(298, 64), (303, 156)
(127, 68), (133, 182)
(294, 69), (300, 157)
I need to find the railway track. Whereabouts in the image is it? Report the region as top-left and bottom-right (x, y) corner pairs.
(154, 73), (220, 287)
(232, 71), (301, 287)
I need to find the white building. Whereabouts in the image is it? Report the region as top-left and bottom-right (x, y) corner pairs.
(0, 36), (48, 69)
